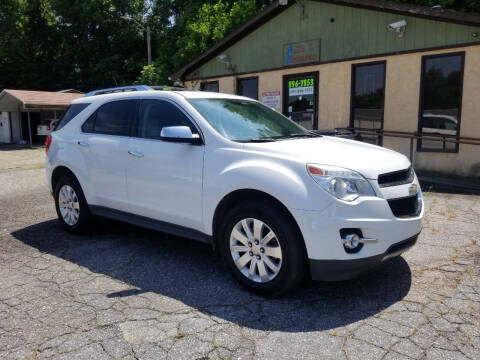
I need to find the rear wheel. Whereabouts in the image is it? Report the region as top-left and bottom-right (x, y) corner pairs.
(220, 201), (307, 296)
(54, 174), (91, 233)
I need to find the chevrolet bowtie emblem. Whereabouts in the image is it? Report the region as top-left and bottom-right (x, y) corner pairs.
(409, 183), (418, 195)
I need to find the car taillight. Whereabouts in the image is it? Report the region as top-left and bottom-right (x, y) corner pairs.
(47, 125), (51, 131)
(45, 135), (52, 154)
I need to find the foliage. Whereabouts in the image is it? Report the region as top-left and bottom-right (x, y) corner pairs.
(174, 0), (258, 63)
(0, 0), (478, 92)
(134, 63), (166, 85)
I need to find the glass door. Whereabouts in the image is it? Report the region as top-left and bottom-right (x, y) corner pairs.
(283, 72), (318, 130)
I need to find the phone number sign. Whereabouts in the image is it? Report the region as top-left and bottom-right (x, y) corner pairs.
(288, 78), (315, 96)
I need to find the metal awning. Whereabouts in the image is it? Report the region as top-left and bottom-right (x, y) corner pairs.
(0, 89), (84, 112)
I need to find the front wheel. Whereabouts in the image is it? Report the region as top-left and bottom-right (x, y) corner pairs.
(220, 201), (307, 296)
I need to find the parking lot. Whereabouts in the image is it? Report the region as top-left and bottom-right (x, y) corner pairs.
(0, 148), (479, 360)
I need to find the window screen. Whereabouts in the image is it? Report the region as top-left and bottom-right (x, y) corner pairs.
(135, 100), (197, 140)
(237, 78), (258, 100)
(93, 100), (136, 136)
(351, 62), (385, 145)
(419, 53), (464, 152)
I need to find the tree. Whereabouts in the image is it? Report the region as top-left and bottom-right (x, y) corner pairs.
(0, 0), (479, 91)
(137, 0), (260, 85)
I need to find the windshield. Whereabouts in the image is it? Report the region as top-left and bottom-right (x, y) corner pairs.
(188, 98), (311, 142)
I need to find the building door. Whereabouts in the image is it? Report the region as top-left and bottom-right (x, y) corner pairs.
(0, 112), (11, 143)
(283, 72), (318, 130)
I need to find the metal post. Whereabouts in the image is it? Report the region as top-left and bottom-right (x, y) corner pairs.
(409, 137), (414, 163)
(27, 111), (33, 148)
(146, 25), (151, 65)
(8, 112), (13, 143)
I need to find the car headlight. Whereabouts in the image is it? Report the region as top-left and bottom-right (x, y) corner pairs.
(307, 164), (376, 202)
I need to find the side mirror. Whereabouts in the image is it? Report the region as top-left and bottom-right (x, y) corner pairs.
(160, 126), (202, 145)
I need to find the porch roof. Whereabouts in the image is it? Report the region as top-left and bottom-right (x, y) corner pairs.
(0, 89), (84, 111)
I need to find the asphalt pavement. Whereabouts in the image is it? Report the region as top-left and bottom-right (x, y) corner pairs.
(0, 148), (479, 359)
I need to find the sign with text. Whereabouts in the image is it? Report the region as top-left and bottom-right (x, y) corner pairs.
(283, 39), (320, 66)
(287, 77), (315, 96)
(261, 91), (281, 110)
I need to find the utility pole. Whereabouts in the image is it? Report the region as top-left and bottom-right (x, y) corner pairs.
(146, 25), (151, 65)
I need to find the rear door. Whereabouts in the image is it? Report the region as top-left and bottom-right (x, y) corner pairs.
(77, 99), (137, 211)
(125, 98), (205, 230)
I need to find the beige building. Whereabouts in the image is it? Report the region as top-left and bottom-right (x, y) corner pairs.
(0, 89), (83, 145)
(172, 0), (480, 177)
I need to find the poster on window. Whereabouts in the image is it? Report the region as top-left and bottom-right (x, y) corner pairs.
(261, 91), (281, 110)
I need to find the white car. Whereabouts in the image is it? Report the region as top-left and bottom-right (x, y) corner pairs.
(46, 86), (423, 295)
(37, 119), (57, 136)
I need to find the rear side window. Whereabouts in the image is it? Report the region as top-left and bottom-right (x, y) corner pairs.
(82, 100), (137, 136)
(55, 103), (90, 131)
(135, 99), (197, 140)
(82, 113), (95, 133)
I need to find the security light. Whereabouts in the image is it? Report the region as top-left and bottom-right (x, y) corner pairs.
(388, 20), (407, 37)
(278, 0), (306, 19)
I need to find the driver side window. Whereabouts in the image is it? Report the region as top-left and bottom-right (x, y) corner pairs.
(136, 99), (197, 140)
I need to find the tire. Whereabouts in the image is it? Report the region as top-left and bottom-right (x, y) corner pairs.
(219, 200), (307, 296)
(54, 174), (91, 233)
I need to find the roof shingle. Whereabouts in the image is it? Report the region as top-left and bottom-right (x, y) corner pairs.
(3, 89), (84, 108)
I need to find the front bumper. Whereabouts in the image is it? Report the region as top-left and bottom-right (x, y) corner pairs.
(309, 234), (418, 281)
(291, 195), (423, 260)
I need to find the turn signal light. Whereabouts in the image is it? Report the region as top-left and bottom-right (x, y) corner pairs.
(307, 165), (324, 175)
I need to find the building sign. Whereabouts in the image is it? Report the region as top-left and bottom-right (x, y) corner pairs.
(288, 77), (315, 96)
(283, 39), (320, 66)
(261, 91), (281, 110)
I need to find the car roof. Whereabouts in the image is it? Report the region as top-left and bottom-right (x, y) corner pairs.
(71, 90), (253, 104)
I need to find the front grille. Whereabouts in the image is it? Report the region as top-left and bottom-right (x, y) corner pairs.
(387, 195), (421, 218)
(378, 167), (414, 188)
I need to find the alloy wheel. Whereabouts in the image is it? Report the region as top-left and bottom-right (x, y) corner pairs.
(58, 185), (80, 226)
(230, 218), (283, 283)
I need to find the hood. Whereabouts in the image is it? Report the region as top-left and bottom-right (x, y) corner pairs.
(244, 136), (411, 180)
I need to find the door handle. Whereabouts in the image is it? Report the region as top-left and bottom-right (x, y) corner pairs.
(128, 150), (144, 158)
(77, 141), (89, 147)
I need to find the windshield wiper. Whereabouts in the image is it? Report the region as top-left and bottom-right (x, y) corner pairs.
(274, 132), (322, 139)
(239, 138), (279, 143)
(239, 132), (321, 143)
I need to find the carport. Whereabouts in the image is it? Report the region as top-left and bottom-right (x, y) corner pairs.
(0, 89), (83, 146)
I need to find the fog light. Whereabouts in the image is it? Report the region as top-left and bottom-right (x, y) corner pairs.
(340, 229), (366, 254)
(343, 234), (360, 249)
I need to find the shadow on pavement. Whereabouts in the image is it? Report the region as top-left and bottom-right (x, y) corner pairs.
(12, 218), (412, 332)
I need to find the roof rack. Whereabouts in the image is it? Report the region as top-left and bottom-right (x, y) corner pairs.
(84, 85), (152, 97)
(150, 85), (186, 91)
(83, 84), (186, 97)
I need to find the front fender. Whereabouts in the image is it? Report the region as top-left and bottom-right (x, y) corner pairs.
(203, 157), (332, 235)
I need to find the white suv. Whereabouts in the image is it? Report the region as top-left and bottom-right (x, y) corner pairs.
(46, 86), (423, 295)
